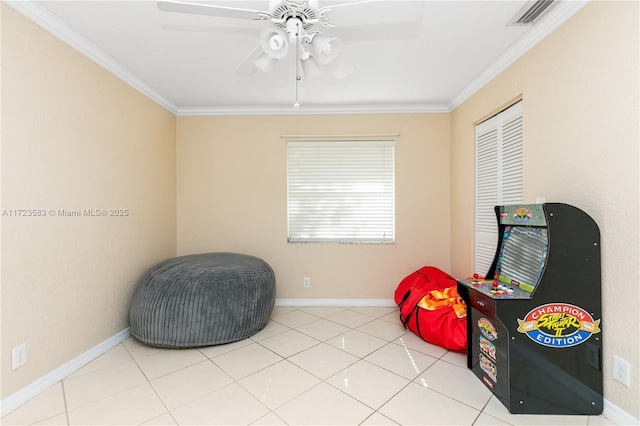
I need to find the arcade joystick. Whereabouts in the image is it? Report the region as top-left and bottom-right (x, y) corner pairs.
(492, 281), (499, 287)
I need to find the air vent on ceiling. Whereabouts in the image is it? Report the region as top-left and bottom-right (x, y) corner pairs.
(508, 0), (556, 26)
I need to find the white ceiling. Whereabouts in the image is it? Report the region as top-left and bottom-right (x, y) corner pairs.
(7, 0), (588, 115)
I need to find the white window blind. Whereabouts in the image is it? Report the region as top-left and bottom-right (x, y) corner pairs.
(287, 140), (395, 244)
(475, 101), (523, 274)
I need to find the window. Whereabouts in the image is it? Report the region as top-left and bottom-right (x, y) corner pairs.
(475, 101), (523, 274)
(287, 140), (395, 244)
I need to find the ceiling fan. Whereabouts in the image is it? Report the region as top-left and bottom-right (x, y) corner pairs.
(157, 0), (421, 107)
(158, 0), (420, 75)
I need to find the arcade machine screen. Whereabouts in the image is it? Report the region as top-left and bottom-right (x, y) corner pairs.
(494, 226), (548, 294)
(462, 221), (548, 300)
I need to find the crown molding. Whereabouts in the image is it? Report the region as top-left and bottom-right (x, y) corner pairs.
(448, 0), (590, 111)
(6, 0), (589, 117)
(3, 0), (447, 117)
(4, 0), (179, 115)
(177, 103), (450, 116)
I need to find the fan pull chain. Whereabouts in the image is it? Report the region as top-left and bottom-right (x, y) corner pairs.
(293, 20), (301, 109)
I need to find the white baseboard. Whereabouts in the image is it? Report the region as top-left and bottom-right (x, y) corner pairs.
(603, 399), (640, 425)
(275, 298), (396, 307)
(0, 328), (131, 416)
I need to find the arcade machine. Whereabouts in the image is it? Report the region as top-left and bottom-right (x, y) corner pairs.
(457, 203), (602, 414)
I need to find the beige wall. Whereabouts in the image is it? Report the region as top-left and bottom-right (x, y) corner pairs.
(3, 0), (638, 420)
(0, 5), (177, 398)
(177, 114), (451, 299)
(450, 1), (639, 418)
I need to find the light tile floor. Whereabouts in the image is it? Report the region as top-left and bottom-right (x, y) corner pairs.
(2, 306), (615, 426)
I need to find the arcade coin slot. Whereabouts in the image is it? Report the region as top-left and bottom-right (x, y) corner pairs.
(468, 290), (494, 316)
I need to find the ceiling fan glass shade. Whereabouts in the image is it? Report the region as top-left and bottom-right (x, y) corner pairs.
(328, 53), (356, 79)
(310, 34), (341, 65)
(252, 53), (278, 74)
(300, 55), (323, 80)
(259, 27), (289, 59)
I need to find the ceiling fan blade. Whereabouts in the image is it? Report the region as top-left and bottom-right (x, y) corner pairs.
(157, 0), (269, 21)
(318, 0), (424, 27)
(233, 44), (263, 76)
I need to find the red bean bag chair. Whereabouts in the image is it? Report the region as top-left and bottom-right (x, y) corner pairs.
(394, 266), (467, 351)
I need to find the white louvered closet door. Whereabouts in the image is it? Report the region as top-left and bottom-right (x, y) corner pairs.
(474, 101), (523, 275)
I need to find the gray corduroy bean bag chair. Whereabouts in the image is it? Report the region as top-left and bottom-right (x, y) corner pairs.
(129, 252), (275, 348)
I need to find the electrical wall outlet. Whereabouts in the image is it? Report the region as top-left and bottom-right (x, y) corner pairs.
(303, 277), (311, 288)
(612, 355), (630, 387)
(12, 343), (27, 370)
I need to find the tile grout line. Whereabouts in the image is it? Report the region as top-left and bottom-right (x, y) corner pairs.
(61, 380), (71, 426)
(140, 359), (182, 426)
(59, 358), (149, 416)
(62, 340), (180, 424)
(233, 309), (405, 423)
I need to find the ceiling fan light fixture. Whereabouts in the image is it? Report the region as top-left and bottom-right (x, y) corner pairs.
(259, 27), (289, 59)
(311, 34), (341, 65)
(252, 53), (278, 74)
(269, 34), (285, 51)
(327, 53), (355, 79)
(286, 18), (303, 41)
(300, 55), (323, 80)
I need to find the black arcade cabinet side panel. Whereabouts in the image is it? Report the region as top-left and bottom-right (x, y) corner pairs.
(458, 203), (603, 415)
(506, 302), (603, 415)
